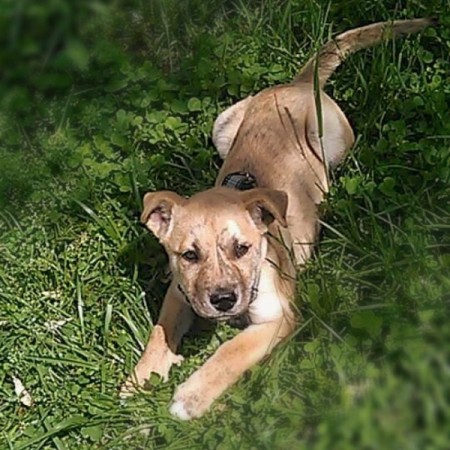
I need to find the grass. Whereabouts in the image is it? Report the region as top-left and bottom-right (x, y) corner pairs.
(1, 0), (449, 448)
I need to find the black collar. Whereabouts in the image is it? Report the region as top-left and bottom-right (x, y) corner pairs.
(221, 171), (257, 191)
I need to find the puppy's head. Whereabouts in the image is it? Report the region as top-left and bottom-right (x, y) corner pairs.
(141, 187), (287, 320)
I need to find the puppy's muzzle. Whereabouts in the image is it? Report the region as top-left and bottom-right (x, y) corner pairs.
(209, 289), (237, 312)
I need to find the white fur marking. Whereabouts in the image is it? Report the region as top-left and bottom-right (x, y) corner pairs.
(169, 400), (191, 421)
(212, 97), (252, 159)
(322, 111), (348, 166)
(248, 262), (285, 324)
(226, 220), (241, 238)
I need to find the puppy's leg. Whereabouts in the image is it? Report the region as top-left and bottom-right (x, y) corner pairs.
(121, 282), (193, 396)
(169, 316), (293, 420)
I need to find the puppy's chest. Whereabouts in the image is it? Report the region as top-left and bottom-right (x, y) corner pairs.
(248, 263), (286, 324)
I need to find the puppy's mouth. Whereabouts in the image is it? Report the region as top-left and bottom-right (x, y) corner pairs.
(177, 275), (259, 321)
(198, 308), (248, 322)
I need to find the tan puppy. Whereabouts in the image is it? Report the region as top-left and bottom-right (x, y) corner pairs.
(121, 19), (433, 420)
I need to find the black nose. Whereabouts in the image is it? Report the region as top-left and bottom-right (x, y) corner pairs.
(210, 290), (237, 312)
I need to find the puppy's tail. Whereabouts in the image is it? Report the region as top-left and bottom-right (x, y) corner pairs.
(295, 18), (436, 88)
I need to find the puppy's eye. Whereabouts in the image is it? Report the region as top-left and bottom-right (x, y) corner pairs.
(181, 250), (199, 262)
(235, 243), (250, 258)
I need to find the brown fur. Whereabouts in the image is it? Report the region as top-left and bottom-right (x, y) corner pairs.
(121, 18), (433, 420)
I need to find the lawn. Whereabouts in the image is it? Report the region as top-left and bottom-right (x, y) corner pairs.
(0, 0), (449, 448)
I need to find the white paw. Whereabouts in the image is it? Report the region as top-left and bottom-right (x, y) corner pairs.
(169, 398), (192, 421)
(169, 375), (212, 420)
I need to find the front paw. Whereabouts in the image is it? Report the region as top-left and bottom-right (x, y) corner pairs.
(169, 377), (212, 420)
(120, 352), (184, 399)
(119, 371), (149, 399)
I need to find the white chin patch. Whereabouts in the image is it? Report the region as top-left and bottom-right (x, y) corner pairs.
(169, 400), (192, 421)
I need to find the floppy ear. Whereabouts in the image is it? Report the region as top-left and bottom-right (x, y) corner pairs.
(241, 188), (288, 230)
(212, 96), (252, 159)
(141, 191), (186, 240)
